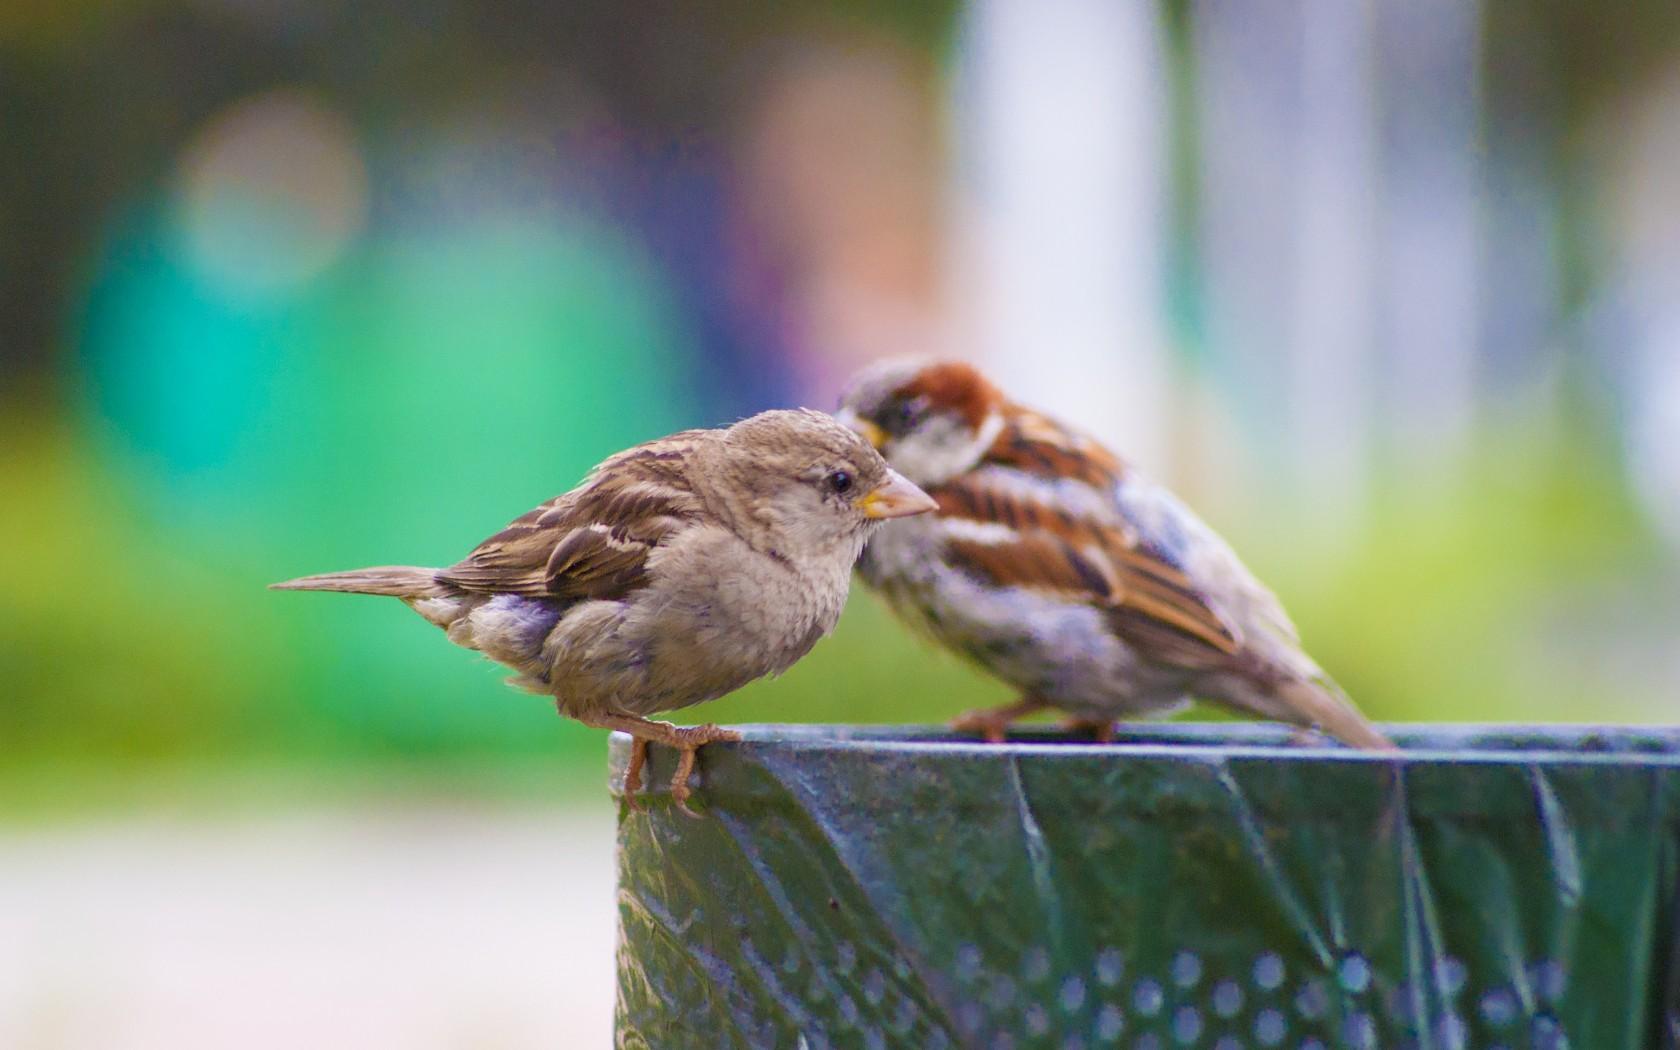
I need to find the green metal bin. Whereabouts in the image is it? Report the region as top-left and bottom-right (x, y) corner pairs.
(609, 724), (1680, 1049)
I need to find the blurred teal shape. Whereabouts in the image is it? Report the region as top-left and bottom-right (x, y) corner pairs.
(74, 200), (702, 755)
(77, 207), (293, 491)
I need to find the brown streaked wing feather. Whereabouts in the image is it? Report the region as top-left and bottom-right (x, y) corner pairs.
(980, 407), (1126, 489)
(1103, 539), (1240, 660)
(933, 450), (1241, 669)
(437, 439), (706, 601)
(1101, 564), (1240, 668)
(945, 533), (1114, 602)
(540, 525), (659, 600)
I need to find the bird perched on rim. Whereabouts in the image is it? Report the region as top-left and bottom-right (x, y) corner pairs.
(272, 409), (937, 808)
(836, 359), (1394, 751)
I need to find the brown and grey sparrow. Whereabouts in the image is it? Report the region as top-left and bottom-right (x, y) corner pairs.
(837, 359), (1394, 751)
(274, 409), (936, 807)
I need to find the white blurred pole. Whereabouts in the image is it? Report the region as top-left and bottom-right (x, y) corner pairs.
(1192, 0), (1379, 536)
(1290, 0), (1378, 524)
(1377, 0), (1480, 454)
(1194, 1), (1303, 477)
(949, 0), (1172, 471)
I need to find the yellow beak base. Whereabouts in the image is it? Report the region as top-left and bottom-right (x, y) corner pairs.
(858, 471), (938, 519)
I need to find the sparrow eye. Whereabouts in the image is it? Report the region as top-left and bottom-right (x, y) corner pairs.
(887, 395), (928, 433)
(827, 470), (854, 494)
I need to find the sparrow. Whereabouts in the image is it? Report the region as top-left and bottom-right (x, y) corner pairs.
(836, 359), (1394, 751)
(273, 409), (937, 808)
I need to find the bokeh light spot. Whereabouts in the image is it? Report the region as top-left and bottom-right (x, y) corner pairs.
(176, 89), (367, 299)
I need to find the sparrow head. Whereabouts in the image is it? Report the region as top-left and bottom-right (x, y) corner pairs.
(702, 408), (936, 562)
(836, 358), (1007, 486)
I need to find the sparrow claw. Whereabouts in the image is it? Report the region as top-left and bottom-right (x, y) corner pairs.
(950, 709), (1012, 744)
(950, 697), (1049, 743)
(1062, 717), (1117, 744)
(583, 714), (740, 813)
(669, 745), (700, 814)
(621, 738), (648, 812)
(666, 724), (740, 815)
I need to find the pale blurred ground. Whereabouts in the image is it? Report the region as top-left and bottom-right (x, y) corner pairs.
(0, 805), (616, 1050)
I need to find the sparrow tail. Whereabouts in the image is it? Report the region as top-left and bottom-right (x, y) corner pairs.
(1277, 678), (1399, 753)
(269, 566), (444, 598)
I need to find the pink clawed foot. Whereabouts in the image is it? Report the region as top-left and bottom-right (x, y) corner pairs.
(949, 697), (1049, 744)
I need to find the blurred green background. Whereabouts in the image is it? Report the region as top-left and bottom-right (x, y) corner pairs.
(4, 0), (1679, 811)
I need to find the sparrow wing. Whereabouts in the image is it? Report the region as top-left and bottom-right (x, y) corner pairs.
(437, 434), (708, 601)
(935, 410), (1243, 670)
(1100, 481), (1247, 668)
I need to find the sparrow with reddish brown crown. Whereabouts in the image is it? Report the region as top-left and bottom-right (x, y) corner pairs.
(274, 409), (937, 808)
(836, 359), (1394, 751)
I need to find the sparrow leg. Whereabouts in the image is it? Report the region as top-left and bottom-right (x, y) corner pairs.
(950, 697), (1048, 743)
(1061, 717), (1117, 744)
(664, 724), (742, 815)
(576, 713), (741, 813)
(621, 738), (647, 812)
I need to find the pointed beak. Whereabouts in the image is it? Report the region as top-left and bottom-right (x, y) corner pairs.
(836, 407), (887, 450)
(857, 470), (938, 519)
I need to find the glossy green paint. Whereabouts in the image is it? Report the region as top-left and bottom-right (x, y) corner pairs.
(609, 725), (1680, 1049)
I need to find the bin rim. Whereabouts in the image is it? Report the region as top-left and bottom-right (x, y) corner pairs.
(606, 721), (1680, 792)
